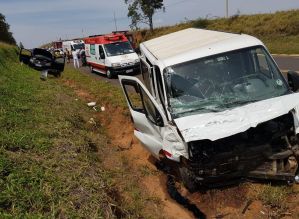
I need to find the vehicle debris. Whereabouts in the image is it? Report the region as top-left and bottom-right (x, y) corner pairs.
(100, 106), (105, 111)
(92, 106), (99, 111)
(87, 102), (96, 107)
(88, 118), (96, 125)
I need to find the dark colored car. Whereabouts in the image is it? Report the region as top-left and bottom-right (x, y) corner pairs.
(19, 48), (65, 77)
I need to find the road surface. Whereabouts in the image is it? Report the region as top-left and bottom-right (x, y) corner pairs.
(273, 55), (299, 72)
(77, 55), (299, 86)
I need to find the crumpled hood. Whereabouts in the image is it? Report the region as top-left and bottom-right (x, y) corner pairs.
(174, 93), (299, 142)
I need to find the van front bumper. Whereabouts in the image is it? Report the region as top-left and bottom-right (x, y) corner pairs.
(110, 63), (140, 75)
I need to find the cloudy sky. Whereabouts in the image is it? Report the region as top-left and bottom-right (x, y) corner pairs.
(1, 0), (299, 48)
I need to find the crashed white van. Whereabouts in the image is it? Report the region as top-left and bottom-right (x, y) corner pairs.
(119, 28), (299, 190)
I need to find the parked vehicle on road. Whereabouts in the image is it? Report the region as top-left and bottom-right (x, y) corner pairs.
(53, 41), (63, 49)
(119, 28), (299, 191)
(62, 40), (84, 54)
(19, 48), (65, 77)
(84, 33), (140, 79)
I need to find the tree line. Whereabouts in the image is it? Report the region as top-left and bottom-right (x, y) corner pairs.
(125, 0), (164, 31)
(0, 13), (16, 45)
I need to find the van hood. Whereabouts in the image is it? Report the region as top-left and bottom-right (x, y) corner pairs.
(174, 93), (299, 142)
(107, 53), (139, 64)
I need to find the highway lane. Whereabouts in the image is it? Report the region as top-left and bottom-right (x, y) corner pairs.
(77, 55), (299, 86)
(273, 55), (299, 72)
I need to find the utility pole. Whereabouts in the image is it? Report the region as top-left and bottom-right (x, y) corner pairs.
(113, 12), (118, 32)
(226, 0), (229, 18)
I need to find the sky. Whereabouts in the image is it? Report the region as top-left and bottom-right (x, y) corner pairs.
(1, 0), (299, 48)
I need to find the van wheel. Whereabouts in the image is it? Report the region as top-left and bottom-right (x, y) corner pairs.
(179, 166), (198, 193)
(107, 70), (113, 79)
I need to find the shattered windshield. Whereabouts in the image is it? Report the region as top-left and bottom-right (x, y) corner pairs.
(104, 42), (134, 57)
(164, 46), (289, 118)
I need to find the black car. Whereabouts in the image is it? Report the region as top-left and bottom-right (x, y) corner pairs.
(19, 48), (65, 77)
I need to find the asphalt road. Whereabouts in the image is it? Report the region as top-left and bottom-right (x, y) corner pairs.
(77, 55), (299, 86)
(273, 55), (299, 72)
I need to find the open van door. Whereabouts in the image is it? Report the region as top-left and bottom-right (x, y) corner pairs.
(119, 75), (166, 157)
(19, 48), (32, 65)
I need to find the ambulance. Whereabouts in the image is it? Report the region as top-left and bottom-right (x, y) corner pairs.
(84, 33), (140, 78)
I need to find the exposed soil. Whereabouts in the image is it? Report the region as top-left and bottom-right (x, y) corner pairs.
(62, 78), (299, 219)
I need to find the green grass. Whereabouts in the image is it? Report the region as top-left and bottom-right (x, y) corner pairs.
(0, 43), (162, 218)
(138, 9), (299, 54)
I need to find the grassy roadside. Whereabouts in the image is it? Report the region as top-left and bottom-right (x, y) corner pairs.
(0, 43), (161, 218)
(136, 9), (299, 54)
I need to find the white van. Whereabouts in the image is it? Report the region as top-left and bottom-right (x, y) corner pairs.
(84, 33), (139, 78)
(119, 28), (299, 191)
(62, 40), (84, 53)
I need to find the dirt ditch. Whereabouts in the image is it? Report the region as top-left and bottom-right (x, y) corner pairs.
(62, 78), (299, 219)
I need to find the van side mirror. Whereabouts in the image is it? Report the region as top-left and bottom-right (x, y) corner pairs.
(287, 71), (299, 92)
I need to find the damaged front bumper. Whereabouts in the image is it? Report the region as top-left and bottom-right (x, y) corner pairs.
(185, 112), (299, 186)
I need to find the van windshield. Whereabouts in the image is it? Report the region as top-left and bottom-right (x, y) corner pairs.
(164, 46), (290, 118)
(104, 42), (134, 57)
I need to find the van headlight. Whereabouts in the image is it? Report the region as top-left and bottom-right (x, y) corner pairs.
(112, 63), (121, 67)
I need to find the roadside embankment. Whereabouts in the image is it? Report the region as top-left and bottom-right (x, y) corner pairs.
(0, 43), (168, 218)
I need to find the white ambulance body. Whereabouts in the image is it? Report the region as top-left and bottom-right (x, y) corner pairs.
(84, 33), (139, 78)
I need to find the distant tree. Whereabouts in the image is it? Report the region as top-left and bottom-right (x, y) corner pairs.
(0, 13), (16, 45)
(124, 0), (164, 31)
(19, 42), (24, 49)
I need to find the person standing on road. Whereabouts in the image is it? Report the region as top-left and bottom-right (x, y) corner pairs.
(72, 48), (80, 68)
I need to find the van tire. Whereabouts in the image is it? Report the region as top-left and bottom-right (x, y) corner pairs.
(106, 70), (113, 79)
(179, 166), (198, 193)
(90, 66), (94, 73)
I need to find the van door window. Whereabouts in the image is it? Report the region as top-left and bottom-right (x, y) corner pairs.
(154, 66), (168, 117)
(141, 59), (151, 90)
(141, 88), (163, 126)
(254, 48), (272, 77)
(122, 79), (163, 126)
(123, 82), (143, 112)
(140, 58), (156, 96)
(90, 44), (96, 55)
(99, 45), (105, 59)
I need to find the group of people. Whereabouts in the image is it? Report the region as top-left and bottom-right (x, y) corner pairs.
(64, 47), (86, 68)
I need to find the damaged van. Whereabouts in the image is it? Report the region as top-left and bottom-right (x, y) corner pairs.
(119, 28), (299, 191)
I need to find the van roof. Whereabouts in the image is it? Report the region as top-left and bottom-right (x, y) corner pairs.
(84, 34), (128, 45)
(141, 28), (264, 67)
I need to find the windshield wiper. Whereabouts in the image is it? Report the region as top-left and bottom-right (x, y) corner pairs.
(221, 99), (259, 108)
(176, 106), (220, 115)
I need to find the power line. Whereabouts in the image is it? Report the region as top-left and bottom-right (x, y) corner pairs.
(165, 0), (196, 8)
